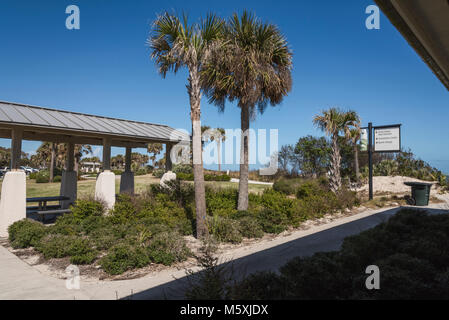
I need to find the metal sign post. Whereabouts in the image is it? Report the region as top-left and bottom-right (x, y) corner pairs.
(362, 123), (401, 200)
(368, 122), (373, 200)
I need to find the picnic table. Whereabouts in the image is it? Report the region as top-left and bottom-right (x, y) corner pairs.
(26, 196), (72, 222)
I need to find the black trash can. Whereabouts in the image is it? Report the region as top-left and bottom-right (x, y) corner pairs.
(404, 182), (432, 206)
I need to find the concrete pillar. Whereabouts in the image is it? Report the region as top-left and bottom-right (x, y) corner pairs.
(0, 128), (25, 236)
(102, 138), (111, 171)
(60, 143), (77, 209)
(165, 143), (173, 171)
(120, 147), (134, 194)
(95, 137), (115, 209)
(11, 128), (23, 170)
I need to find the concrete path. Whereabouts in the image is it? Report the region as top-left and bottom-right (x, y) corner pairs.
(230, 178), (273, 186)
(0, 196), (447, 300)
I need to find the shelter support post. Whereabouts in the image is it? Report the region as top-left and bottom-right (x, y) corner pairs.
(95, 138), (115, 209)
(120, 147), (134, 194)
(165, 143), (173, 171)
(60, 142), (77, 209)
(0, 128), (26, 236)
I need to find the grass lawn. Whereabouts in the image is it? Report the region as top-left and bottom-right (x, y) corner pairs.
(0, 174), (269, 199)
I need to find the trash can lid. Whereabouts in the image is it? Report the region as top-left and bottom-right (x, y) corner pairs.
(404, 181), (433, 187)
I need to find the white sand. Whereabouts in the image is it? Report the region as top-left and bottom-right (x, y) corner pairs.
(357, 176), (440, 195)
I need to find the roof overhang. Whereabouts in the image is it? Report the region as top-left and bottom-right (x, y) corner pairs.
(375, 0), (449, 90)
(0, 101), (190, 147)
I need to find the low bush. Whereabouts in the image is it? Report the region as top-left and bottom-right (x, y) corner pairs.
(147, 231), (191, 265)
(35, 170), (50, 183)
(100, 243), (150, 275)
(256, 209), (289, 234)
(8, 219), (47, 249)
(135, 168), (148, 176)
(273, 177), (304, 195)
(152, 169), (165, 178)
(207, 215), (242, 243)
(176, 172), (194, 181)
(236, 216), (264, 239)
(173, 164), (193, 174)
(206, 188), (238, 217)
(71, 199), (105, 222)
(37, 234), (97, 264)
(53, 175), (62, 183)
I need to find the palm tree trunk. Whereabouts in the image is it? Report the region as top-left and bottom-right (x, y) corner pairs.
(238, 106), (249, 211)
(50, 143), (55, 182)
(354, 144), (360, 183)
(330, 134), (342, 193)
(188, 69), (208, 239)
(217, 138), (221, 172)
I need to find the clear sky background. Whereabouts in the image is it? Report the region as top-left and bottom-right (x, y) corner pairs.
(0, 0), (448, 173)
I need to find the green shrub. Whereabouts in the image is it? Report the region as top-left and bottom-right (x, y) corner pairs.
(152, 169), (165, 178)
(173, 164), (193, 174)
(147, 231), (191, 265)
(207, 215), (242, 243)
(230, 271), (285, 300)
(100, 243), (150, 275)
(273, 177), (303, 195)
(177, 172), (194, 181)
(71, 199), (105, 221)
(135, 168), (148, 176)
(53, 175), (62, 183)
(112, 169), (123, 175)
(29, 172), (37, 180)
(256, 209), (289, 234)
(109, 194), (138, 224)
(47, 214), (82, 236)
(236, 216), (264, 239)
(296, 181), (327, 199)
(259, 189), (297, 225)
(206, 188), (238, 217)
(37, 235), (97, 262)
(8, 219), (47, 248)
(35, 170), (50, 183)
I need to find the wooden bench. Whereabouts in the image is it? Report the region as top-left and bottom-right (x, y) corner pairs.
(26, 196), (72, 222)
(35, 209), (72, 222)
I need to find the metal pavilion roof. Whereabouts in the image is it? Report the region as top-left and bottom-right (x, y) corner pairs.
(0, 101), (190, 147)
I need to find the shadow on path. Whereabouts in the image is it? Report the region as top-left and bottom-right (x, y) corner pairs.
(124, 206), (448, 300)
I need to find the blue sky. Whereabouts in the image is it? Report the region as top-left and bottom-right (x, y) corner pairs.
(0, 0), (448, 173)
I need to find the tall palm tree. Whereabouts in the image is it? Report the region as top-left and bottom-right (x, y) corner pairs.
(201, 11), (293, 210)
(149, 12), (224, 238)
(313, 108), (360, 193)
(348, 128), (361, 183)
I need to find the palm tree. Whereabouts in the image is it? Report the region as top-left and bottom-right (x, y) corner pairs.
(313, 108), (360, 193)
(348, 128), (361, 183)
(149, 12), (224, 238)
(147, 143), (163, 168)
(213, 128), (225, 172)
(201, 11), (293, 210)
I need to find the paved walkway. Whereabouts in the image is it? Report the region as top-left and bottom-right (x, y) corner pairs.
(1, 195), (448, 300)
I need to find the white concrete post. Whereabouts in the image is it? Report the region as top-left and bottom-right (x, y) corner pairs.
(95, 138), (115, 209)
(0, 128), (26, 236)
(120, 147), (134, 194)
(60, 142), (77, 209)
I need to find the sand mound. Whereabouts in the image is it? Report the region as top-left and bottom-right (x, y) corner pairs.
(357, 176), (439, 195)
